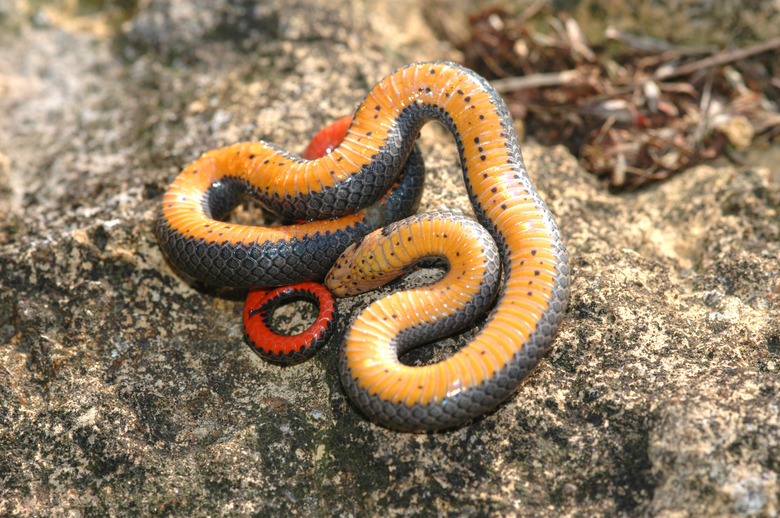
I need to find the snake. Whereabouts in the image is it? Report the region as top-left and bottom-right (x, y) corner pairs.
(156, 61), (570, 431)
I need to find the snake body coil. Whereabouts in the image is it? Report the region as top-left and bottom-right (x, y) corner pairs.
(157, 62), (570, 431)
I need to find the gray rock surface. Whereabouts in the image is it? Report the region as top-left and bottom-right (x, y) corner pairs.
(1, 1), (778, 516)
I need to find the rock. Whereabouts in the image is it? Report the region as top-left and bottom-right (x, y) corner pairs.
(0, 1), (777, 516)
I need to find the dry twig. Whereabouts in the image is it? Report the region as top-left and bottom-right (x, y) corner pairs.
(455, 7), (780, 189)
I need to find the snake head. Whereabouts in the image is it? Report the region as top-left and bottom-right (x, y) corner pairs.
(324, 242), (361, 298)
(324, 230), (407, 298)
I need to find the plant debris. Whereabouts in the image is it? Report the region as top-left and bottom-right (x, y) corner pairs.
(448, 5), (780, 189)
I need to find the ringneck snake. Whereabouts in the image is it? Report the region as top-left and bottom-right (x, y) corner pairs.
(156, 61), (570, 431)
